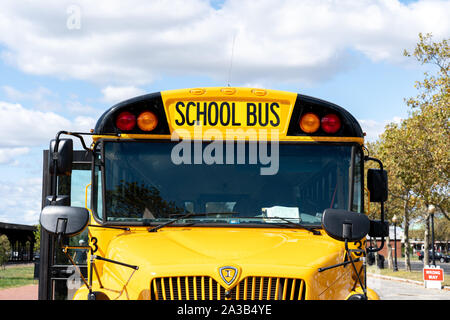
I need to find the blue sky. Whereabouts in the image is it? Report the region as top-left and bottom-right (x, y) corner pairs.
(0, 0), (448, 225)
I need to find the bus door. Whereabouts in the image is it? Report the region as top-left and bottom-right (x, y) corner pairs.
(39, 149), (92, 300)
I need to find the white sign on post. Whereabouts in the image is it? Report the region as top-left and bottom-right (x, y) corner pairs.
(423, 265), (444, 289)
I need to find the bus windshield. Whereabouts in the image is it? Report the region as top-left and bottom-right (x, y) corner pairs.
(96, 141), (361, 227)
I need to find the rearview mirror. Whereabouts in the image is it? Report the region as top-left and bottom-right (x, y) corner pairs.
(49, 138), (73, 176)
(40, 206), (89, 237)
(367, 169), (388, 202)
(322, 209), (370, 242)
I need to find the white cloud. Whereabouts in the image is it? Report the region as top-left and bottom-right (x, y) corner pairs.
(359, 116), (402, 142)
(0, 0), (448, 86)
(2, 85), (54, 101)
(0, 147), (30, 165)
(0, 101), (96, 149)
(1, 85), (61, 111)
(66, 100), (99, 116)
(101, 85), (146, 103)
(0, 177), (42, 224)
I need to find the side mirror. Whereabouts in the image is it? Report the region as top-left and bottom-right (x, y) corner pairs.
(322, 209), (370, 242)
(49, 138), (73, 176)
(369, 219), (389, 238)
(40, 206), (89, 237)
(367, 169), (388, 202)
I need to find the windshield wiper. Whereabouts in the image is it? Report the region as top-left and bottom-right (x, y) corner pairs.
(148, 212), (237, 232)
(251, 216), (321, 235)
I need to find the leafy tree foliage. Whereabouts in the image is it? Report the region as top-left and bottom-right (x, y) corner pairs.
(370, 33), (449, 271)
(0, 234), (11, 269)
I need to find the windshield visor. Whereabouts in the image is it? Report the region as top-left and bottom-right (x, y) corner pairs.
(97, 141), (359, 226)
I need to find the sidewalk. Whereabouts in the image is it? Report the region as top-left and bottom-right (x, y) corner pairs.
(368, 272), (450, 291)
(367, 274), (450, 300)
(0, 284), (38, 300)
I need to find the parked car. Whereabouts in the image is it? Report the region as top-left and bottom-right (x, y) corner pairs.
(440, 253), (450, 263)
(418, 250), (449, 263)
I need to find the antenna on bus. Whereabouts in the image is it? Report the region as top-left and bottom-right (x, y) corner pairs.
(227, 32), (237, 87)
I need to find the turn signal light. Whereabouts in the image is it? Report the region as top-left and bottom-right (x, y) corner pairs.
(321, 114), (341, 134)
(116, 111), (136, 131)
(299, 112), (320, 133)
(137, 111), (158, 131)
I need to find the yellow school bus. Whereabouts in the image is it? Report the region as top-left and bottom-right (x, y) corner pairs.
(38, 87), (388, 300)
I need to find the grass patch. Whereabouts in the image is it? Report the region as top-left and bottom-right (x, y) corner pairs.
(0, 265), (38, 289)
(367, 265), (450, 287)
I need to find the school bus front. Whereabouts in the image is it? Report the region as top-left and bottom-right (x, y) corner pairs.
(41, 87), (384, 300)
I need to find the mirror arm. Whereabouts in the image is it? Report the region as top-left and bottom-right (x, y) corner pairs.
(55, 217), (67, 244)
(364, 156), (387, 253)
(318, 238), (368, 300)
(344, 239), (367, 298)
(318, 257), (361, 272)
(49, 130), (99, 202)
(50, 132), (63, 202)
(55, 130), (93, 153)
(364, 156), (384, 170)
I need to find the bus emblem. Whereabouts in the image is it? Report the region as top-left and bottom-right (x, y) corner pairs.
(219, 266), (238, 285)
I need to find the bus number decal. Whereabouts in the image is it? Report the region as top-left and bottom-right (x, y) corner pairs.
(90, 237), (98, 253)
(352, 240), (363, 257)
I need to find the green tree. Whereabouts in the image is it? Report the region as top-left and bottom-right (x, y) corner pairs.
(0, 234), (11, 269)
(33, 224), (41, 254)
(403, 33), (449, 267)
(372, 124), (421, 271)
(371, 33), (449, 271)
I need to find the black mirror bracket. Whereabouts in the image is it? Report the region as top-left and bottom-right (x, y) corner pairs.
(364, 156), (388, 253)
(48, 130), (118, 203)
(320, 209), (369, 299)
(318, 238), (368, 300)
(345, 239), (367, 299)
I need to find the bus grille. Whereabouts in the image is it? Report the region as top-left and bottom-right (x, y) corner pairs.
(149, 276), (305, 300)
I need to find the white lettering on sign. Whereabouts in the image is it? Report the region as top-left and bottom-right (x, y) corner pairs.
(423, 266), (444, 282)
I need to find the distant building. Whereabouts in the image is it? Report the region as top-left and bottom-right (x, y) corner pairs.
(367, 225), (403, 258)
(0, 222), (37, 262)
(367, 225), (449, 258)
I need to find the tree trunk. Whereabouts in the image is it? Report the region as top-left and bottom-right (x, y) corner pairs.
(404, 199), (411, 271)
(374, 245), (379, 267)
(404, 233), (411, 271)
(423, 213), (430, 267)
(386, 235), (393, 270)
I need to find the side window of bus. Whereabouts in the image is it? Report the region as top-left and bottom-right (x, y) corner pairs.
(55, 166), (91, 265)
(352, 151), (362, 213)
(93, 158), (103, 220)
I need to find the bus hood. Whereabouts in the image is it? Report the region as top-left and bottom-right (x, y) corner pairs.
(105, 227), (343, 267)
(94, 227), (356, 299)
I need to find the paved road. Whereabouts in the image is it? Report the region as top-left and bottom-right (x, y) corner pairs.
(382, 259), (450, 273)
(367, 274), (450, 300)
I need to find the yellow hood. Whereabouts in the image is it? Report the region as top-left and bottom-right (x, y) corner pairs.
(86, 227), (358, 300)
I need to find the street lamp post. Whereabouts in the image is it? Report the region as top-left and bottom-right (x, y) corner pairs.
(428, 205), (436, 266)
(392, 214), (398, 271)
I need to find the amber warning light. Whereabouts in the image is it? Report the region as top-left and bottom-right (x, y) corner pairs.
(137, 111), (158, 131)
(299, 112), (341, 134)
